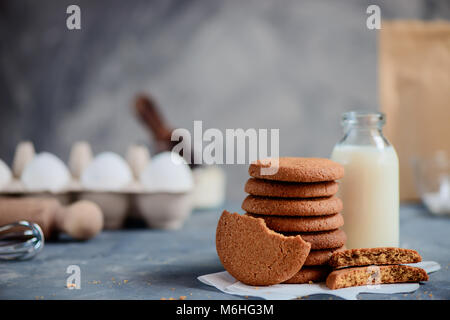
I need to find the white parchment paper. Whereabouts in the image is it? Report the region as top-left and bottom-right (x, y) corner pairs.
(198, 261), (440, 300)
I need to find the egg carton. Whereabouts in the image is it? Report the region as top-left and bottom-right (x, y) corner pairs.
(0, 141), (226, 230)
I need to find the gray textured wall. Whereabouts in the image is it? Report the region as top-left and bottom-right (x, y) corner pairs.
(1, 0), (449, 201)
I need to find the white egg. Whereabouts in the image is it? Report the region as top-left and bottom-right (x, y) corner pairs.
(140, 151), (193, 193)
(81, 152), (132, 191)
(21, 152), (71, 192)
(0, 159), (12, 189)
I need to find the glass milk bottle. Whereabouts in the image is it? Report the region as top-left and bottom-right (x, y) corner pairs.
(331, 112), (399, 249)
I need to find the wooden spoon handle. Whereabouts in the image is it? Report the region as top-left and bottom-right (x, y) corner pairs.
(134, 94), (174, 149)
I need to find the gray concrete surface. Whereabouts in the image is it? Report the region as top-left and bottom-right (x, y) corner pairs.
(0, 204), (448, 300)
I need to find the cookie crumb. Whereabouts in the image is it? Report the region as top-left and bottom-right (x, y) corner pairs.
(179, 296), (187, 300)
(308, 281), (313, 284)
(123, 280), (128, 284)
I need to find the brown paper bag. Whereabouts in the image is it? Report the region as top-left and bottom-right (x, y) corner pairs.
(379, 20), (450, 202)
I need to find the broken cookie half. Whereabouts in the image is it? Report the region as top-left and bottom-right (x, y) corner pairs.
(326, 265), (429, 290)
(325, 247), (428, 290)
(216, 210), (311, 286)
(329, 247), (422, 268)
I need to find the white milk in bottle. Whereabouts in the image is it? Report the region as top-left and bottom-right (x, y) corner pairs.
(331, 112), (399, 249)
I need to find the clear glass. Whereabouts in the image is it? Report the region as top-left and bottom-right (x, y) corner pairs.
(413, 151), (450, 215)
(337, 112), (390, 148)
(331, 112), (400, 249)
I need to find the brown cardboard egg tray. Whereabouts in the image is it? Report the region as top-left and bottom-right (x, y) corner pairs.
(0, 142), (227, 230)
(1, 177), (193, 230)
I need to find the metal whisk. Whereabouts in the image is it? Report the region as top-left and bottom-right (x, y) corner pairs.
(0, 221), (44, 260)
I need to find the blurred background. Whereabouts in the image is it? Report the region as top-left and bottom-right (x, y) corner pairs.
(0, 0), (449, 202)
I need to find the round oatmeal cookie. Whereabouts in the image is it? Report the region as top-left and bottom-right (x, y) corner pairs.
(245, 213), (344, 232)
(242, 195), (343, 216)
(283, 229), (347, 250)
(283, 266), (331, 284)
(216, 211), (311, 286)
(249, 157), (344, 182)
(244, 178), (339, 198)
(304, 246), (346, 266)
